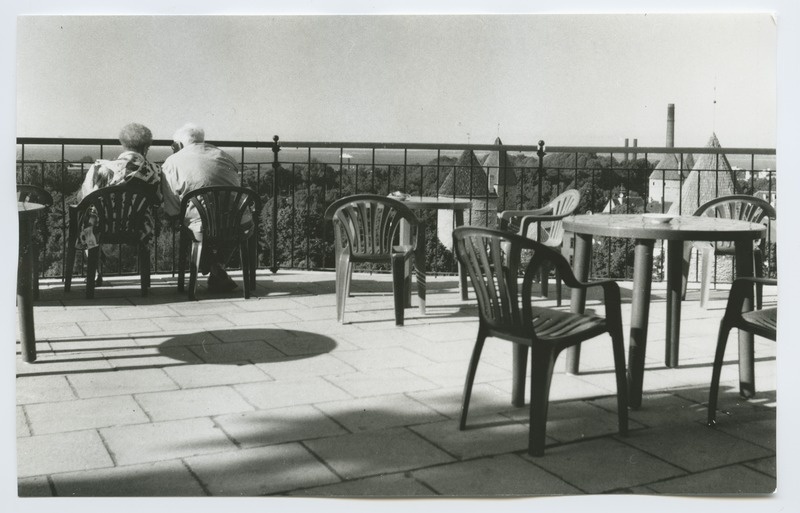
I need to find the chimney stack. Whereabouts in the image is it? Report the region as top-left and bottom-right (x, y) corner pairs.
(632, 138), (638, 161)
(666, 104), (675, 148)
(624, 138), (629, 162)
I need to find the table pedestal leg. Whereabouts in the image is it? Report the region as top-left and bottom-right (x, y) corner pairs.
(566, 233), (592, 374)
(665, 240), (684, 368)
(628, 239), (655, 409)
(735, 242), (756, 398)
(17, 218), (37, 363)
(455, 209), (469, 300)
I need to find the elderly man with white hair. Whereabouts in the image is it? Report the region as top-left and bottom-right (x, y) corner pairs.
(161, 123), (248, 293)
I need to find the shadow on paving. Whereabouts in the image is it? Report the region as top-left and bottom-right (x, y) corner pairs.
(19, 382), (776, 497)
(19, 329), (338, 377)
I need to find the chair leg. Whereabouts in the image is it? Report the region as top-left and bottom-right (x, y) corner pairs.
(85, 247), (98, 300)
(528, 346), (558, 457)
(240, 242), (250, 299)
(512, 344), (528, 407)
(415, 250), (426, 316)
(540, 262), (550, 298)
(754, 252), (764, 310)
(249, 236), (258, 290)
(459, 325), (487, 430)
(32, 242), (40, 301)
(335, 253), (351, 323)
(188, 242), (202, 300)
(708, 320), (733, 426)
(177, 229), (189, 293)
(610, 325), (629, 436)
(139, 245), (150, 297)
(392, 253), (406, 326)
(64, 208), (79, 293)
(680, 242), (692, 300)
(555, 268), (563, 307)
(699, 248), (713, 308)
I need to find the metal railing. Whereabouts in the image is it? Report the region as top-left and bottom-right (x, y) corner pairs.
(16, 136), (777, 285)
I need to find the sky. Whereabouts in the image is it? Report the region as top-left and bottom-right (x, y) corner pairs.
(13, 12), (778, 148)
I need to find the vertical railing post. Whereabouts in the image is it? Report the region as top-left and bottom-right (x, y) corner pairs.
(270, 135), (281, 274)
(536, 140), (546, 208)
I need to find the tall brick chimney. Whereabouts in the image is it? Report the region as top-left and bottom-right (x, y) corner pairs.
(666, 104), (675, 147)
(624, 138), (629, 162)
(633, 138), (638, 161)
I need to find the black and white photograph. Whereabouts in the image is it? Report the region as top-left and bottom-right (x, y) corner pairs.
(6, 1), (798, 511)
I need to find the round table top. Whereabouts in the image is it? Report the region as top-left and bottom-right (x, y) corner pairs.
(17, 201), (46, 218)
(400, 196), (472, 210)
(563, 214), (766, 241)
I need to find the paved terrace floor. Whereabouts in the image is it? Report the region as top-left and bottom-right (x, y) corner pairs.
(15, 270), (777, 502)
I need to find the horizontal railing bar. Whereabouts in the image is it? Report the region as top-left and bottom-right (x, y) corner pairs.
(17, 137), (775, 156)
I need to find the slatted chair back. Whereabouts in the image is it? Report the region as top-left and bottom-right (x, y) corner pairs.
(75, 182), (158, 245)
(180, 186), (260, 245)
(454, 226), (560, 337)
(694, 195), (775, 253)
(324, 194), (420, 263)
(538, 189), (581, 245)
(17, 184), (54, 207)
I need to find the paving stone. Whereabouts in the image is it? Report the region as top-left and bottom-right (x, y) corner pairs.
(135, 386), (255, 421)
(266, 332), (343, 356)
(232, 296), (305, 311)
(316, 394), (447, 432)
(168, 300), (245, 316)
(332, 346), (434, 372)
(78, 319), (162, 336)
(17, 430), (113, 477)
(409, 383), (519, 419)
(46, 336), (140, 353)
(647, 464), (776, 495)
(290, 472), (436, 497)
(16, 375), (76, 404)
(186, 443), (340, 495)
(414, 453), (580, 496)
(502, 399), (635, 443)
(16, 353), (114, 376)
(67, 368), (178, 398)
(208, 327), (296, 344)
(17, 406), (30, 437)
(714, 417), (776, 452)
(35, 308), (109, 323)
(152, 314), (234, 332)
(405, 360), (505, 388)
(410, 414), (532, 459)
(51, 460), (206, 496)
(163, 362), (272, 388)
(17, 476), (53, 497)
(744, 456), (776, 478)
(234, 376), (352, 410)
(26, 395), (149, 434)
(325, 368), (439, 398)
(402, 339), (478, 363)
(256, 354), (357, 380)
(103, 346), (203, 369)
(214, 405), (348, 448)
(338, 328), (431, 350)
(101, 303), (182, 320)
(188, 340), (285, 364)
(220, 309), (302, 326)
(304, 427), (456, 480)
(26, 322), (85, 340)
(616, 423), (774, 473)
(100, 418), (237, 465)
(526, 437), (686, 493)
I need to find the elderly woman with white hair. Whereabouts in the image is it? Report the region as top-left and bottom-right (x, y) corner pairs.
(76, 122), (162, 284)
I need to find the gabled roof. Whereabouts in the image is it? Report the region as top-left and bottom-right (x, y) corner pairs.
(648, 153), (696, 181)
(483, 137), (518, 187)
(438, 149), (496, 197)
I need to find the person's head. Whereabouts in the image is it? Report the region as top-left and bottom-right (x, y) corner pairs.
(171, 123), (205, 151)
(118, 123), (153, 155)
